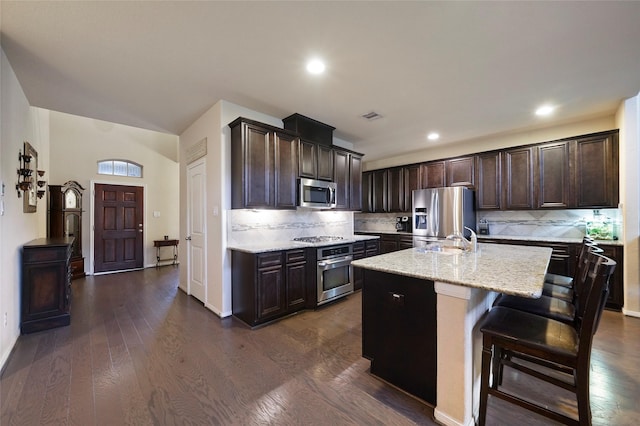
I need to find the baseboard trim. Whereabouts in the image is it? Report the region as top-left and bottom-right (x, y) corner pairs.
(205, 303), (232, 318)
(622, 308), (640, 318)
(0, 334), (19, 375)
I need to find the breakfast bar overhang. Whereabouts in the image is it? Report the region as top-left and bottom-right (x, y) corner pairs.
(352, 243), (552, 426)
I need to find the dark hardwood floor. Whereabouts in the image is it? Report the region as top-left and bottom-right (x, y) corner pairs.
(1, 267), (639, 425)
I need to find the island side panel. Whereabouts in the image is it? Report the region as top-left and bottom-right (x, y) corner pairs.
(433, 282), (497, 426)
(362, 269), (437, 405)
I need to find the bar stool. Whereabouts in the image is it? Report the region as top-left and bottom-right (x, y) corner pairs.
(540, 238), (598, 302)
(478, 252), (616, 425)
(493, 244), (602, 325)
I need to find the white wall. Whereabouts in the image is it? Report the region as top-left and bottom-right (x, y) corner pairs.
(617, 93), (640, 316)
(49, 111), (180, 271)
(1, 49), (49, 369)
(178, 100), (282, 317)
(364, 115), (617, 171)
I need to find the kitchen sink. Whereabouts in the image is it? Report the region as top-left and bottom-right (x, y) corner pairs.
(415, 245), (466, 255)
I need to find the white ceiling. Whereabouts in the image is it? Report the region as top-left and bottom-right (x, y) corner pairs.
(2, 1), (640, 162)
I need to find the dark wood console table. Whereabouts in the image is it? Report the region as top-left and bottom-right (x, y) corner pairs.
(154, 239), (179, 267)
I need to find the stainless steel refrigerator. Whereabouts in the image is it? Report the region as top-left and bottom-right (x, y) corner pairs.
(412, 187), (475, 245)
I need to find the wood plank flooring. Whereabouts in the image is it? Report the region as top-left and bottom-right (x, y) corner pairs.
(1, 266), (639, 425)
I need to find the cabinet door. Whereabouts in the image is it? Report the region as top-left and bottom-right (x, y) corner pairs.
(350, 154), (363, 211)
(574, 133), (619, 208)
(537, 142), (570, 208)
(476, 152), (501, 209)
(503, 147), (535, 209)
(333, 150), (350, 210)
(317, 145), (334, 181)
(403, 164), (421, 212)
(361, 171), (373, 213)
(372, 170), (388, 212)
(298, 140), (317, 178)
(243, 124), (272, 208)
(380, 235), (399, 253)
(600, 245), (623, 311)
(446, 156), (475, 188)
(398, 236), (413, 250)
(386, 167), (404, 212)
(257, 266), (285, 320)
(421, 161), (446, 188)
(285, 262), (307, 310)
(274, 132), (299, 209)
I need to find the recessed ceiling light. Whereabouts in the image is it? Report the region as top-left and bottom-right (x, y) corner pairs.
(535, 105), (555, 116)
(306, 59), (325, 75)
(427, 132), (440, 141)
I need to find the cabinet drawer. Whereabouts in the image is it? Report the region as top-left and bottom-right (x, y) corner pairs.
(257, 252), (283, 268)
(285, 249), (306, 264)
(353, 242), (365, 253)
(23, 247), (68, 263)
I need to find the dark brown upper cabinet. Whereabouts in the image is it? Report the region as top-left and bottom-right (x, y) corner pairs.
(333, 150), (350, 210)
(371, 169), (388, 212)
(574, 132), (619, 208)
(537, 141), (571, 208)
(503, 147), (535, 209)
(349, 154), (363, 211)
(230, 118), (299, 209)
(446, 156), (475, 188)
(403, 164), (422, 212)
(298, 140), (317, 179)
(386, 167), (405, 212)
(421, 161), (446, 188)
(361, 171), (373, 213)
(317, 145), (334, 181)
(298, 140), (334, 181)
(476, 152), (501, 210)
(334, 149), (364, 211)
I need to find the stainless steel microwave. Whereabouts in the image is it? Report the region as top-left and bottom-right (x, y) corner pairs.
(299, 178), (337, 209)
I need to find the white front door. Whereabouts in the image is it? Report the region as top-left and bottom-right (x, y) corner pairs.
(187, 159), (206, 303)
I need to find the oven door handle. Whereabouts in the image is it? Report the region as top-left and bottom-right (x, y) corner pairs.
(318, 255), (353, 269)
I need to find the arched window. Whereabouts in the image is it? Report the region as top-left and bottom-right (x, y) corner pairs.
(97, 159), (142, 177)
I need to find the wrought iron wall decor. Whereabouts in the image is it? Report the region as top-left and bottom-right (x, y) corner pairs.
(16, 141), (45, 213)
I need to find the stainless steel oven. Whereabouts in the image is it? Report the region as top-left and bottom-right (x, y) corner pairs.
(316, 244), (354, 306)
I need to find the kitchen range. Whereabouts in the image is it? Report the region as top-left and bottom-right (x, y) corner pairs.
(292, 236), (354, 306)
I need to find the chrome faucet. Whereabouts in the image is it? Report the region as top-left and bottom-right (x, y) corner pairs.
(445, 227), (478, 252)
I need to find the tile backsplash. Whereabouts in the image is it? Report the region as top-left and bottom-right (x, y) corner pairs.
(227, 209), (354, 245)
(477, 208), (621, 240)
(355, 209), (622, 240)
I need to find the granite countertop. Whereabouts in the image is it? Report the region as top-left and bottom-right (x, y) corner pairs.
(476, 234), (623, 246)
(351, 243), (552, 298)
(227, 234), (380, 254)
(355, 230), (623, 246)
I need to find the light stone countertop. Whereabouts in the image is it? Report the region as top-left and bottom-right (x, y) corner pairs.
(351, 243), (552, 298)
(355, 230), (623, 246)
(227, 234), (380, 254)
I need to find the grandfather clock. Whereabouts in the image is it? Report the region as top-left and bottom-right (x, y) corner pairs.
(48, 180), (85, 279)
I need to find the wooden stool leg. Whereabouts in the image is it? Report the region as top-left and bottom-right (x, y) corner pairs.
(576, 370), (592, 425)
(479, 335), (493, 426)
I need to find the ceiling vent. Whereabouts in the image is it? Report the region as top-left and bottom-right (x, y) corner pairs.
(361, 111), (383, 121)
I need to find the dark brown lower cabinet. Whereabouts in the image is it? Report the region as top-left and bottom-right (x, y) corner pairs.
(232, 249), (308, 327)
(353, 240), (380, 291)
(362, 269), (437, 405)
(21, 238), (73, 334)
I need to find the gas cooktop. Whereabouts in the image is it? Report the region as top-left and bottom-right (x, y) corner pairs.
(292, 236), (345, 243)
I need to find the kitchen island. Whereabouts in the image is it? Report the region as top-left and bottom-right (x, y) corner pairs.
(352, 243), (551, 426)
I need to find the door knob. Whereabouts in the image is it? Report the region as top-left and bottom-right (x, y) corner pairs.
(185, 236), (192, 241)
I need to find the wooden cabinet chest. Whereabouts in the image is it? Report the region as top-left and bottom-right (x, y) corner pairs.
(21, 238), (73, 334)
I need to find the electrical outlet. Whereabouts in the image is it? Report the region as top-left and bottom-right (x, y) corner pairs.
(3, 312), (7, 327)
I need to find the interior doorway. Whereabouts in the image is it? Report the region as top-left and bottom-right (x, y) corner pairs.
(93, 183), (144, 273)
(186, 159), (207, 303)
